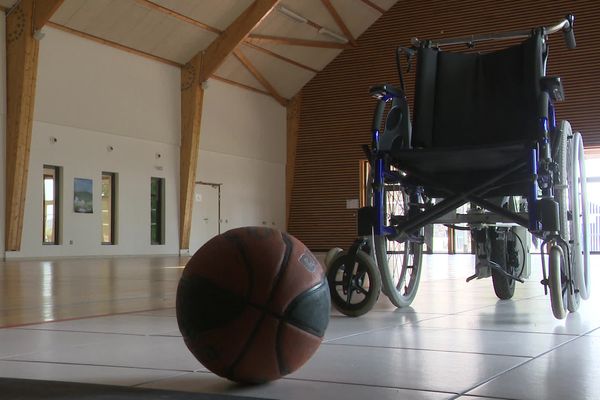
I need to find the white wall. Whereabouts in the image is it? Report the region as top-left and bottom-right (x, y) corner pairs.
(190, 79), (286, 254)
(0, 11), (6, 258)
(3, 26), (286, 259)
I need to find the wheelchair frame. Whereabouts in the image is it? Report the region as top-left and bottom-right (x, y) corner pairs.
(326, 15), (590, 320)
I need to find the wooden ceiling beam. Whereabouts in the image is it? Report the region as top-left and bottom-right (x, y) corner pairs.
(47, 21), (183, 67)
(196, 0), (280, 82)
(33, 0), (65, 32)
(129, 0), (324, 72)
(247, 34), (349, 49)
(233, 48), (287, 106)
(211, 75), (272, 96)
(45, 23), (274, 98)
(360, 0), (385, 14)
(242, 42), (319, 73)
(133, 0), (222, 35)
(321, 0), (357, 46)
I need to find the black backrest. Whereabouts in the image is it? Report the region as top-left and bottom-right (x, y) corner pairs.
(412, 31), (545, 148)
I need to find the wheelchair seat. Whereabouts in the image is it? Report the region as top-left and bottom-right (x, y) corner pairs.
(389, 31), (545, 197)
(392, 142), (530, 196)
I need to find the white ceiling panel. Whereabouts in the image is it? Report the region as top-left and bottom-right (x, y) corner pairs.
(257, 42), (342, 72)
(51, 0), (87, 25)
(81, 0), (150, 43)
(153, 0), (254, 31)
(214, 55), (265, 92)
(372, 0), (398, 11)
(240, 45), (316, 99)
(331, 0), (382, 39)
(43, 0), (400, 103)
(151, 22), (217, 64)
(54, 0), (113, 31)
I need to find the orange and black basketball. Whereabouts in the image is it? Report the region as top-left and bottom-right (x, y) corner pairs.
(176, 227), (330, 383)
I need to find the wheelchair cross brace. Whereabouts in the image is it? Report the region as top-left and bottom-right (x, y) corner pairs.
(375, 160), (530, 242)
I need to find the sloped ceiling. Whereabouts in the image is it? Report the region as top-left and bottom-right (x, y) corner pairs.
(3, 0), (398, 104)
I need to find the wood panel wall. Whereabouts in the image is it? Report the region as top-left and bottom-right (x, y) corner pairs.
(288, 0), (600, 250)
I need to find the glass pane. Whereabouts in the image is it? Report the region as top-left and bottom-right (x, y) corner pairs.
(432, 224), (449, 253)
(101, 174), (113, 244)
(454, 228), (472, 253)
(43, 167), (57, 244)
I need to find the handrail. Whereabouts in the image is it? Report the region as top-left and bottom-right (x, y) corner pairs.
(410, 14), (575, 48)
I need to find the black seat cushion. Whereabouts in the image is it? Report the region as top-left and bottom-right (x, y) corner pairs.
(391, 142), (531, 196)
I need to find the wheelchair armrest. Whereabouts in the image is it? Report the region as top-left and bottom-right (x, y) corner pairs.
(369, 84), (404, 101)
(540, 76), (565, 102)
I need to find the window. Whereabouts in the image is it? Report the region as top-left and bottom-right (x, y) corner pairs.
(101, 172), (116, 245)
(43, 166), (60, 245)
(151, 177), (165, 245)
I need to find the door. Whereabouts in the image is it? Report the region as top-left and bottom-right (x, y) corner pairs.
(189, 182), (220, 254)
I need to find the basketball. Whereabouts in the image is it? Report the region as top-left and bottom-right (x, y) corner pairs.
(176, 227), (330, 383)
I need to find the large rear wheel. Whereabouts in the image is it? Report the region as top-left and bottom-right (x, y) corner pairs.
(373, 183), (423, 308)
(568, 130), (590, 300)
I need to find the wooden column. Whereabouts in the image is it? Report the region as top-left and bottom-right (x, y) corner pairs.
(179, 55), (204, 250)
(5, 0), (39, 251)
(5, 0), (65, 251)
(178, 0), (280, 250)
(286, 93), (301, 230)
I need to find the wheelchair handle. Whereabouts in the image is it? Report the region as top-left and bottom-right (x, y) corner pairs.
(410, 14), (576, 49)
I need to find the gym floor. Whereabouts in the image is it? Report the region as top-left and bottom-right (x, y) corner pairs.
(0, 254), (599, 400)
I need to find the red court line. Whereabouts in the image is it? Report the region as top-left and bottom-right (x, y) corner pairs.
(0, 307), (176, 330)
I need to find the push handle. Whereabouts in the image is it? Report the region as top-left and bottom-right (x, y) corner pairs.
(563, 14), (576, 49)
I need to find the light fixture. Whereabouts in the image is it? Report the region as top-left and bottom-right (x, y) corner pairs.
(318, 28), (348, 44)
(278, 5), (308, 24)
(33, 29), (45, 41)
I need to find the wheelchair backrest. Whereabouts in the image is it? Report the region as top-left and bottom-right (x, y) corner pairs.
(412, 31), (545, 148)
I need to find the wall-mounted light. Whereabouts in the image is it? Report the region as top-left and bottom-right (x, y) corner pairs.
(33, 30), (45, 41)
(49, 136), (57, 144)
(278, 5), (308, 24)
(107, 145), (114, 152)
(318, 28), (348, 43)
(155, 152), (162, 159)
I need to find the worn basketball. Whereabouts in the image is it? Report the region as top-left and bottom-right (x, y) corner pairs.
(176, 227), (330, 383)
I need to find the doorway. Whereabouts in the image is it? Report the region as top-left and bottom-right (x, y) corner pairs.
(189, 181), (222, 254)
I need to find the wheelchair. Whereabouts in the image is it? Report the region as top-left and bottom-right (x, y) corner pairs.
(326, 15), (590, 320)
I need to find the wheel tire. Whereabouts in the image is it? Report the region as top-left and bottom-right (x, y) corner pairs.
(490, 229), (515, 300)
(374, 234), (423, 308)
(569, 130), (591, 300)
(327, 250), (381, 317)
(324, 247), (344, 270)
(548, 244), (568, 320)
(556, 121), (580, 312)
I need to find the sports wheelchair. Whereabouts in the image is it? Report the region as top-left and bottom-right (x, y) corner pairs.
(326, 15), (590, 320)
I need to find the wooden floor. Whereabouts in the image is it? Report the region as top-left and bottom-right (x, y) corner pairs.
(0, 256), (190, 328)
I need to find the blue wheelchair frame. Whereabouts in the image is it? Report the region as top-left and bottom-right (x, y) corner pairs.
(327, 15), (585, 320)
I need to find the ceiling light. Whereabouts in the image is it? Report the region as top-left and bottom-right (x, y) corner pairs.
(278, 5), (308, 24)
(318, 28), (348, 44)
